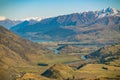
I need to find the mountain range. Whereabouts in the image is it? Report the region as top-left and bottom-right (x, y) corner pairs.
(0, 16), (42, 29)
(0, 16), (21, 29)
(10, 7), (120, 44)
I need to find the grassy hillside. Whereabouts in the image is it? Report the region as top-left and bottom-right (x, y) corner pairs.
(0, 25), (49, 68)
(41, 63), (120, 80)
(0, 25), (49, 80)
(42, 64), (74, 80)
(86, 44), (120, 63)
(75, 64), (120, 80)
(16, 73), (50, 80)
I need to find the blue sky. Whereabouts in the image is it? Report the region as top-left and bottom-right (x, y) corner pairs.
(0, 0), (120, 20)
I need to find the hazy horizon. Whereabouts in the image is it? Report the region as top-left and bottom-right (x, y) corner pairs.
(0, 0), (120, 20)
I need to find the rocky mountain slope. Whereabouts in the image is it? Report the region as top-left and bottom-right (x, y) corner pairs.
(10, 7), (120, 44)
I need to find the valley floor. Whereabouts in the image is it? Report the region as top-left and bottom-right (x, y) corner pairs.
(14, 42), (120, 80)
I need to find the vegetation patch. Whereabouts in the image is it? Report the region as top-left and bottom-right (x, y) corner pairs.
(37, 63), (48, 66)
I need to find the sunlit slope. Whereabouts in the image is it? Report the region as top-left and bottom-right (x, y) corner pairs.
(0, 25), (47, 80)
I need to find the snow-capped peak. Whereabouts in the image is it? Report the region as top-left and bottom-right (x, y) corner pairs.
(98, 7), (119, 18)
(101, 7), (118, 14)
(0, 16), (7, 21)
(20, 17), (43, 21)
